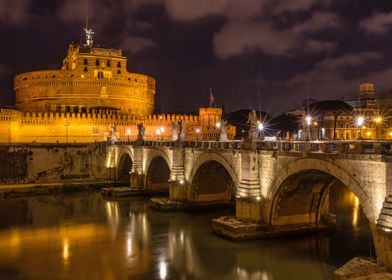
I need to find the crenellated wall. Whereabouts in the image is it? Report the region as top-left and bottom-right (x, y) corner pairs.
(0, 108), (235, 143)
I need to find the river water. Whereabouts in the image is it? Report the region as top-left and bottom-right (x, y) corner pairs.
(0, 189), (373, 280)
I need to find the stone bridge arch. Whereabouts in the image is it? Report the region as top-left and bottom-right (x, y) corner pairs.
(144, 148), (172, 192)
(116, 146), (134, 182)
(188, 152), (238, 202)
(266, 158), (373, 226)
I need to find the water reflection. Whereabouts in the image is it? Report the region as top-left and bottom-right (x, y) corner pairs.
(0, 190), (373, 280)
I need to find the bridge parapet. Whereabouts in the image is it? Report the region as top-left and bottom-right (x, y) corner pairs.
(115, 140), (392, 156)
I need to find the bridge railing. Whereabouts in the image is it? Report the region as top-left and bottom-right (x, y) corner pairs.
(114, 139), (392, 155)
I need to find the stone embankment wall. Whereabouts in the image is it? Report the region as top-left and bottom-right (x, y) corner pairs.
(0, 143), (109, 184)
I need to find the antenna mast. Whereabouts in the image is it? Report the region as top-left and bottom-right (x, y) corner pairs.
(83, 0), (94, 46)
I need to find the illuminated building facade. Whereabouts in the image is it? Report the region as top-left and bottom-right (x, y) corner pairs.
(296, 83), (392, 140)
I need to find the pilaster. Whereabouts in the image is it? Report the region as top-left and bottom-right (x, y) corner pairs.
(236, 152), (263, 222)
(169, 147), (187, 201)
(130, 147), (144, 189)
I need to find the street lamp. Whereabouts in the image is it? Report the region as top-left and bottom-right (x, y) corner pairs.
(126, 128), (131, 141)
(156, 128), (161, 141)
(356, 116), (364, 139)
(257, 121), (264, 139)
(160, 126), (164, 141)
(305, 115), (312, 140)
(374, 116), (383, 140)
(195, 127), (200, 141)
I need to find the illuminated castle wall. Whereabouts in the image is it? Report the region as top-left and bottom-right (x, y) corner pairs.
(14, 43), (155, 116)
(0, 32), (234, 143)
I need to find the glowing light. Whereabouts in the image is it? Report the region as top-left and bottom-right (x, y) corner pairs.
(366, 131), (371, 137)
(62, 238), (70, 263)
(178, 179), (184, 185)
(126, 235), (132, 257)
(356, 116), (365, 126)
(305, 115), (312, 125)
(160, 126), (164, 133)
(159, 260), (168, 280)
(257, 122), (264, 131)
(256, 196), (261, 201)
(374, 116), (383, 124)
(216, 122), (221, 129)
(195, 128), (200, 134)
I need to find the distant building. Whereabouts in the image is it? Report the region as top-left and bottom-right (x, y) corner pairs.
(295, 83), (392, 140)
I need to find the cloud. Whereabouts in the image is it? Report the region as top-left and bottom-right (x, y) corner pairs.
(286, 52), (385, 101)
(272, 0), (321, 14)
(213, 11), (339, 59)
(213, 20), (297, 58)
(359, 11), (392, 34)
(302, 39), (336, 53)
(120, 37), (156, 54)
(293, 11), (340, 33)
(0, 0), (30, 25)
(164, 0), (228, 22)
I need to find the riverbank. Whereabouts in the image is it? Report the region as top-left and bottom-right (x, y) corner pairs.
(0, 180), (127, 198)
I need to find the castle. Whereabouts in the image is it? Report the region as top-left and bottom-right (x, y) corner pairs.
(0, 30), (235, 143)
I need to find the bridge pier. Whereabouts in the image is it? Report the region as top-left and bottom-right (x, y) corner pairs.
(374, 195), (392, 270)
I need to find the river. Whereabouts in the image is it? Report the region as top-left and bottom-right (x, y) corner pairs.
(0, 187), (373, 280)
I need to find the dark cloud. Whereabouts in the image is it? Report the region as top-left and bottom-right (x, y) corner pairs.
(359, 11), (392, 34)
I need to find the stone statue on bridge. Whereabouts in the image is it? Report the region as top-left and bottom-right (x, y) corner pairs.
(247, 110), (258, 141)
(219, 120), (228, 142)
(171, 122), (179, 141)
(178, 120), (185, 141)
(136, 123), (145, 143)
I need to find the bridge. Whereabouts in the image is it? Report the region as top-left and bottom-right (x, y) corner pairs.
(108, 139), (392, 269)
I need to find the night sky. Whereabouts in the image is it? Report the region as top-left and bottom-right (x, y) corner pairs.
(1, 0), (392, 115)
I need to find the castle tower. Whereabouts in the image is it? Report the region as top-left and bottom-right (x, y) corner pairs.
(13, 30), (155, 116)
(359, 83), (376, 109)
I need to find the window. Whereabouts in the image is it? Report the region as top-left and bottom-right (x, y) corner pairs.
(98, 71), (103, 79)
(96, 59), (99, 66)
(117, 61), (121, 68)
(84, 58), (88, 65)
(56, 105), (61, 112)
(117, 70), (121, 74)
(84, 67), (88, 72)
(65, 106), (71, 112)
(73, 106), (79, 113)
(107, 60), (111, 67)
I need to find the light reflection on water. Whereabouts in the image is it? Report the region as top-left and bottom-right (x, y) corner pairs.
(0, 190), (373, 280)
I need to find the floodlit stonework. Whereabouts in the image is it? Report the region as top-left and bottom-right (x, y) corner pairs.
(0, 33), (235, 143)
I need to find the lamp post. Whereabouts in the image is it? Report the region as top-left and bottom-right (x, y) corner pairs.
(374, 116), (383, 140)
(356, 116), (364, 140)
(305, 115), (312, 141)
(126, 128), (131, 142)
(257, 121), (264, 139)
(160, 126), (164, 141)
(156, 129), (161, 141)
(195, 127), (200, 141)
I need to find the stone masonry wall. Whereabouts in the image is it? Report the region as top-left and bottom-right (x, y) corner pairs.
(0, 143), (109, 184)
